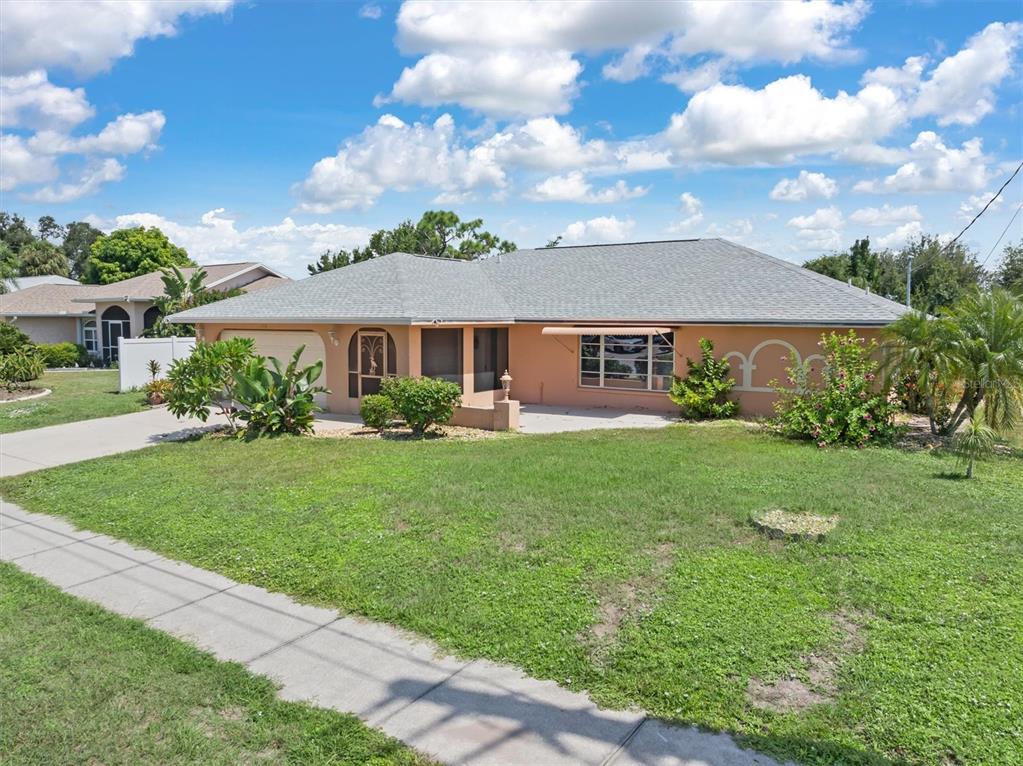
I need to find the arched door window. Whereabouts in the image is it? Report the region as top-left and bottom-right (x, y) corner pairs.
(348, 329), (397, 397)
(101, 305), (131, 363)
(143, 306), (162, 331)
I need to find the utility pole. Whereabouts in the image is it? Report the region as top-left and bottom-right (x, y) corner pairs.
(905, 255), (913, 309)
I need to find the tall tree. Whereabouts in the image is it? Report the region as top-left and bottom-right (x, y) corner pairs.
(995, 241), (1023, 295)
(0, 242), (20, 293)
(63, 221), (103, 280)
(306, 210), (516, 274)
(308, 250), (352, 275)
(37, 215), (65, 243)
(84, 226), (194, 284)
(18, 240), (69, 277)
(0, 212), (36, 255)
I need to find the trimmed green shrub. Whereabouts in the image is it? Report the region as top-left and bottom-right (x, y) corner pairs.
(668, 338), (738, 419)
(0, 323), (33, 355)
(360, 393), (395, 430)
(380, 376), (462, 436)
(166, 337), (255, 431)
(0, 347), (45, 391)
(772, 330), (899, 447)
(39, 342), (88, 368)
(232, 346), (327, 438)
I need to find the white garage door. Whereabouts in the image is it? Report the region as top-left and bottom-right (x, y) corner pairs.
(220, 329), (328, 406)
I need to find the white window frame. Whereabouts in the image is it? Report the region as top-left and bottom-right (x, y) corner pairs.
(579, 333), (674, 392)
(81, 320), (98, 355)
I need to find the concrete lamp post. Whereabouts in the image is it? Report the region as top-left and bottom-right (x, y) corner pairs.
(500, 369), (513, 399)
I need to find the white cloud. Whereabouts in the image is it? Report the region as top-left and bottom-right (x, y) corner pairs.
(661, 59), (730, 94)
(0, 70), (93, 130)
(602, 43), (657, 83)
(25, 158), (125, 203)
(666, 192), (704, 233)
(769, 170), (838, 202)
(849, 204), (922, 226)
(382, 50), (581, 117)
(526, 171), (647, 203)
(1, 0), (233, 77)
(293, 113), (505, 212)
(853, 131), (990, 194)
(703, 217), (753, 242)
(560, 215), (635, 244)
(663, 75), (903, 164)
(484, 117), (610, 171)
(0, 135), (58, 191)
(958, 191), (1002, 220)
(861, 22), (1022, 127)
(912, 22), (1021, 126)
(103, 209), (373, 277)
(787, 206), (844, 250)
(359, 3), (382, 20)
(876, 221), (923, 249)
(387, 0), (868, 116)
(33, 111), (166, 155)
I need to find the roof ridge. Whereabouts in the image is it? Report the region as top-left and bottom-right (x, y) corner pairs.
(523, 237), (704, 253)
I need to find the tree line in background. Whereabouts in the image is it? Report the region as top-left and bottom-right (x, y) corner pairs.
(307, 210), (516, 274)
(803, 234), (1023, 314)
(0, 211), (194, 290)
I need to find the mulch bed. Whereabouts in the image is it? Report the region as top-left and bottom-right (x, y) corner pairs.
(316, 424), (504, 441)
(750, 508), (839, 542)
(0, 388), (48, 403)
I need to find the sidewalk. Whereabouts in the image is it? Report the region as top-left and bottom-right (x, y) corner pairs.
(1, 500), (787, 766)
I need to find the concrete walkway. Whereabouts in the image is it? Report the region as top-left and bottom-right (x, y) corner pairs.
(518, 405), (677, 434)
(1, 500), (787, 766)
(0, 407), (228, 477)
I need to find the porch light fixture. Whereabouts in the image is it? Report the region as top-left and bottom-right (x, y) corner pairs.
(500, 369), (513, 398)
(327, 330), (339, 346)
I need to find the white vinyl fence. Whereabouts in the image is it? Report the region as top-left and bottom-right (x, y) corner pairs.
(118, 336), (196, 391)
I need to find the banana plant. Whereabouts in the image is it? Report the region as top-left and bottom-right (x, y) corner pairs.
(232, 345), (328, 438)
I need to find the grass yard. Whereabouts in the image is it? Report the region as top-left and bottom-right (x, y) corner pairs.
(0, 370), (147, 434)
(2, 423), (1020, 766)
(0, 563), (431, 765)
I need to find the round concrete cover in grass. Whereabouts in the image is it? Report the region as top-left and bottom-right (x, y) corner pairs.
(751, 509), (838, 541)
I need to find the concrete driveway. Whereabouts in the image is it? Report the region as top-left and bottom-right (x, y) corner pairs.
(0, 407), (227, 478)
(518, 404), (677, 434)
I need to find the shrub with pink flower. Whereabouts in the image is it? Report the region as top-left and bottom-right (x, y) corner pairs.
(771, 330), (900, 447)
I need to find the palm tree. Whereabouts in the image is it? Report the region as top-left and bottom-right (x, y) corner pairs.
(944, 288), (1023, 434)
(952, 415), (997, 478)
(883, 310), (956, 434)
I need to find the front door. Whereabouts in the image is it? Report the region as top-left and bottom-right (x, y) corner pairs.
(358, 331), (386, 396)
(102, 320), (130, 362)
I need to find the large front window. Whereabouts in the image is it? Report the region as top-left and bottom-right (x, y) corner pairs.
(580, 332), (674, 391)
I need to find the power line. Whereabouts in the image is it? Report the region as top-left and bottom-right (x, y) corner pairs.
(980, 200), (1022, 269)
(910, 159), (1023, 278)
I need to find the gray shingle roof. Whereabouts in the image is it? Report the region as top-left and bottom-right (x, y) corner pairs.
(169, 239), (909, 326)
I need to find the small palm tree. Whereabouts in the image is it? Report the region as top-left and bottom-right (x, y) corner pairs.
(883, 310), (955, 434)
(952, 416), (997, 479)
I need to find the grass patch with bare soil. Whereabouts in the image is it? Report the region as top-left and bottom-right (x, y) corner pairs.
(3, 423), (1020, 766)
(0, 370), (146, 434)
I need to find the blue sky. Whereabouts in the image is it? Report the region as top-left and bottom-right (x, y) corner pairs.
(1, 0), (1021, 277)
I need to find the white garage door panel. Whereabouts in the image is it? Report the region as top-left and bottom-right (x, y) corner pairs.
(221, 330), (328, 406)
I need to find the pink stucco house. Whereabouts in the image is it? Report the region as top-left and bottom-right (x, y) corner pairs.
(169, 239), (909, 428)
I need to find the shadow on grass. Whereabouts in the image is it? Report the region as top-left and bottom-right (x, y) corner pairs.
(933, 470), (968, 481)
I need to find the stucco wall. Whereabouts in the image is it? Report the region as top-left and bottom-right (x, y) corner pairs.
(507, 324), (881, 416)
(6, 316), (79, 345)
(197, 321), (882, 419)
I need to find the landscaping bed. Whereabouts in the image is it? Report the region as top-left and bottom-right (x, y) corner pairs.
(0, 564), (431, 766)
(2, 423), (1020, 766)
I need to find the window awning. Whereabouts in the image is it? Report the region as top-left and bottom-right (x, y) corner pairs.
(541, 326), (672, 336)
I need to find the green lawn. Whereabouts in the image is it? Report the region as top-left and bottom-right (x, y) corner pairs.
(2, 424), (1020, 766)
(0, 564), (431, 766)
(0, 370), (147, 434)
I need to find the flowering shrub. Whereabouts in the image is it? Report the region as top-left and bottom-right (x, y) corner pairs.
(772, 330), (899, 447)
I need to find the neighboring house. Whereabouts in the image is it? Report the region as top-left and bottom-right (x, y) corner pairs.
(170, 239), (910, 426)
(3, 275), (81, 292)
(1, 262), (288, 362)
